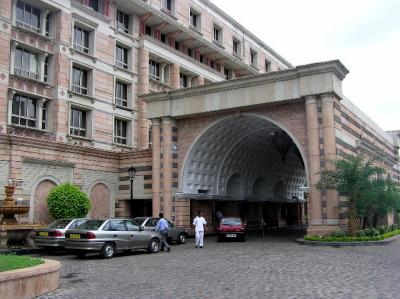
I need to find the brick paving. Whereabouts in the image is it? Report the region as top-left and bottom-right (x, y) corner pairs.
(37, 229), (400, 299)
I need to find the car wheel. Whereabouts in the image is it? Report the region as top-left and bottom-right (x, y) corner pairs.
(178, 233), (186, 244)
(147, 238), (160, 253)
(217, 235), (222, 242)
(75, 251), (86, 258)
(241, 235), (246, 242)
(101, 242), (115, 259)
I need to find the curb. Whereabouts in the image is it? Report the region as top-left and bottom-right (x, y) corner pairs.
(0, 248), (43, 255)
(295, 234), (400, 247)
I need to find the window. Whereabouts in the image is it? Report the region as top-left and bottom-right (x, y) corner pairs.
(250, 50), (257, 66)
(72, 66), (88, 95)
(14, 47), (39, 80)
(44, 56), (49, 83)
(116, 10), (129, 33)
(115, 45), (128, 69)
(161, 33), (167, 44)
(88, 0), (99, 12)
(213, 25), (222, 43)
(41, 102), (47, 130)
(16, 1), (40, 33)
(115, 81), (128, 107)
(11, 94), (37, 128)
(175, 41), (180, 51)
(124, 220), (138, 231)
(114, 118), (127, 145)
(162, 0), (173, 12)
(70, 108), (87, 137)
(265, 59), (272, 72)
(188, 48), (193, 57)
(233, 39), (241, 56)
(45, 14), (50, 37)
(224, 68), (229, 80)
(190, 9), (200, 29)
(145, 25), (152, 36)
(149, 59), (160, 81)
(73, 26), (90, 54)
(180, 73), (187, 88)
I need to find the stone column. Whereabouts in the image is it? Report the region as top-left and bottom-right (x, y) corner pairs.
(161, 117), (173, 219)
(305, 95), (323, 232)
(36, 98), (46, 130)
(40, 9), (49, 36)
(194, 75), (204, 87)
(137, 47), (150, 149)
(170, 63), (180, 89)
(321, 93), (340, 226)
(151, 118), (161, 217)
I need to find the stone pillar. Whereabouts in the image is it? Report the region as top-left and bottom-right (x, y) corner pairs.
(170, 63), (180, 89)
(138, 47), (150, 149)
(40, 9), (49, 36)
(305, 95), (323, 232)
(194, 75), (204, 87)
(161, 117), (173, 219)
(151, 118), (161, 217)
(321, 93), (340, 226)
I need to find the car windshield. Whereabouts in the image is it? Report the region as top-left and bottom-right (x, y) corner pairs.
(133, 218), (147, 225)
(221, 218), (242, 225)
(48, 219), (71, 229)
(77, 220), (104, 230)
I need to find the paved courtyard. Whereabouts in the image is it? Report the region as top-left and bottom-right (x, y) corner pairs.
(37, 230), (400, 299)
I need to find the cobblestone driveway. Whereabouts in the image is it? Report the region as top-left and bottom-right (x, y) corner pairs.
(38, 230), (400, 299)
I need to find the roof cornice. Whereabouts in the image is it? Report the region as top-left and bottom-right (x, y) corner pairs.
(142, 60), (349, 102)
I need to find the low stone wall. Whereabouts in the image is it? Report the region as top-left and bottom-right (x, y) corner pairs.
(0, 259), (61, 299)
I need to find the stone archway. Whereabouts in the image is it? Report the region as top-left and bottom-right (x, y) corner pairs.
(34, 180), (56, 224)
(89, 183), (111, 219)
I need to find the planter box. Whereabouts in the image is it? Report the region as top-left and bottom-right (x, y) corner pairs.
(0, 259), (61, 299)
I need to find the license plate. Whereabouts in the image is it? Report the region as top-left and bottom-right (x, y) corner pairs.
(39, 231), (48, 237)
(69, 234), (80, 239)
(226, 234), (237, 238)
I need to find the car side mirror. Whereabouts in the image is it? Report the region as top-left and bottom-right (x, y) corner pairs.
(139, 226), (144, 231)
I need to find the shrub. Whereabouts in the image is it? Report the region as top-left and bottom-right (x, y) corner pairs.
(47, 183), (91, 219)
(328, 230), (347, 238)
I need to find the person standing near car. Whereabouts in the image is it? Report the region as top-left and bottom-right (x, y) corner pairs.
(193, 211), (207, 248)
(155, 213), (170, 252)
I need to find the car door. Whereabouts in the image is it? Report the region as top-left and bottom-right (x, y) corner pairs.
(108, 220), (130, 250)
(125, 220), (148, 248)
(167, 220), (178, 240)
(145, 218), (158, 232)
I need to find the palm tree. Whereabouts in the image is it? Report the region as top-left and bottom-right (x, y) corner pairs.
(316, 155), (384, 236)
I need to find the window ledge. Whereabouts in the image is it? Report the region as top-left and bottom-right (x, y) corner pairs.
(67, 90), (95, 103)
(9, 124), (52, 134)
(233, 52), (242, 60)
(250, 64), (259, 71)
(112, 27), (138, 41)
(114, 104), (135, 112)
(67, 134), (94, 143)
(12, 25), (55, 42)
(112, 142), (133, 149)
(160, 8), (178, 20)
(149, 77), (171, 88)
(71, 1), (110, 23)
(69, 48), (97, 63)
(10, 74), (51, 87)
(212, 40), (225, 49)
(189, 25), (203, 35)
(113, 65), (137, 77)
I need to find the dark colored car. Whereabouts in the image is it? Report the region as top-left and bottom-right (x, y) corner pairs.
(217, 218), (246, 242)
(33, 218), (88, 250)
(64, 218), (162, 258)
(133, 217), (187, 244)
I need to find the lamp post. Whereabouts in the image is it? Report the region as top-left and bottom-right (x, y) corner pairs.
(128, 167), (136, 217)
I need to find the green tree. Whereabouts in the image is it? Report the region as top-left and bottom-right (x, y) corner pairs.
(359, 177), (400, 227)
(316, 155), (384, 236)
(47, 183), (91, 219)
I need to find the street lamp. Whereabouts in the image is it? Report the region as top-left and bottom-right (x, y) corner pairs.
(128, 167), (136, 217)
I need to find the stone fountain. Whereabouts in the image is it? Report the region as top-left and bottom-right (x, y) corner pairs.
(0, 182), (42, 249)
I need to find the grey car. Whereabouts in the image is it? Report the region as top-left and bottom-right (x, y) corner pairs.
(65, 218), (162, 258)
(33, 218), (88, 250)
(133, 217), (187, 244)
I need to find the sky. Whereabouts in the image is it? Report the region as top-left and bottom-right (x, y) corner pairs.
(211, 0), (400, 131)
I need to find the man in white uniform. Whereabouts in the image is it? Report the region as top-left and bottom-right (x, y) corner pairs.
(193, 211), (206, 248)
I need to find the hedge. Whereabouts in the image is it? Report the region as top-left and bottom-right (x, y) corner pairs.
(304, 229), (400, 242)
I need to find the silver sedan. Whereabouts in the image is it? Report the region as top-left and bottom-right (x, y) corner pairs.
(65, 219), (162, 258)
(133, 217), (188, 244)
(33, 218), (88, 250)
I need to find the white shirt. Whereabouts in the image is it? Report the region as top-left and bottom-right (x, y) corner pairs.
(193, 216), (206, 232)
